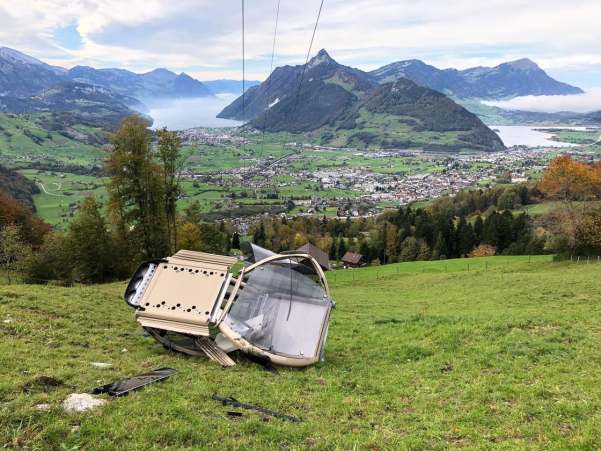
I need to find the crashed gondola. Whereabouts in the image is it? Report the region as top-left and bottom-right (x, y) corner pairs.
(124, 244), (334, 367)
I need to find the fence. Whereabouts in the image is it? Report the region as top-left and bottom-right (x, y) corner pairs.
(326, 255), (560, 285)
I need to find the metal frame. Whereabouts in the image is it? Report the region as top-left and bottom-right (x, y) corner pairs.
(125, 249), (332, 368)
(216, 252), (332, 367)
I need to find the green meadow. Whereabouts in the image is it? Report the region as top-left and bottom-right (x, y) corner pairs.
(3, 256), (601, 449)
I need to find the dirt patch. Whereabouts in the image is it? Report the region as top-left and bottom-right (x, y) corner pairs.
(21, 376), (65, 393)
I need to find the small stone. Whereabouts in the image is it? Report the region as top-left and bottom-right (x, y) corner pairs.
(90, 362), (112, 369)
(3, 319), (12, 324)
(121, 348), (128, 353)
(63, 393), (106, 413)
(71, 425), (80, 432)
(35, 403), (51, 411)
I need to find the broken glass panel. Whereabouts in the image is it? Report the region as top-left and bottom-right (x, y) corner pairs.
(226, 258), (331, 359)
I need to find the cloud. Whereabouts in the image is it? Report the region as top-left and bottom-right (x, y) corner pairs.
(483, 88), (601, 113)
(0, 0), (600, 83)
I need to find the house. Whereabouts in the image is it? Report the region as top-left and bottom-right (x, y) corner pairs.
(341, 251), (364, 268)
(296, 243), (330, 271)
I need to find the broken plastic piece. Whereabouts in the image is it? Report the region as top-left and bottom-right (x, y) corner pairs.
(123, 246), (334, 367)
(92, 367), (176, 397)
(212, 394), (302, 422)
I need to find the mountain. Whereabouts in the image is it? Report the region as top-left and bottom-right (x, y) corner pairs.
(0, 47), (66, 97)
(0, 47), (217, 131)
(203, 79), (261, 94)
(218, 49), (375, 123)
(0, 47), (213, 109)
(0, 164), (40, 209)
(219, 49), (504, 152)
(68, 66), (213, 100)
(0, 81), (144, 130)
(370, 58), (583, 99)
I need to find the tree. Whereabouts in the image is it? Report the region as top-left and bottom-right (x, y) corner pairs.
(338, 237), (348, 260)
(67, 197), (116, 283)
(231, 232), (241, 250)
(178, 222), (203, 251)
(383, 222), (398, 263)
(469, 243), (496, 257)
(183, 200), (203, 224)
(105, 116), (169, 260)
(157, 128), (184, 251)
(456, 216), (475, 257)
(473, 215), (484, 245)
(416, 240), (431, 261)
(539, 155), (601, 202)
(399, 236), (419, 261)
(0, 225), (31, 283)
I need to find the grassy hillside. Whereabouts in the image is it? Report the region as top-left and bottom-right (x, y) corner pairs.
(0, 113), (104, 168)
(4, 255), (601, 448)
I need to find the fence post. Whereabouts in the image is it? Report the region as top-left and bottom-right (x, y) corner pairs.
(577, 256), (580, 264)
(485, 261), (488, 271)
(587, 256), (590, 264)
(571, 255), (573, 263)
(467, 263), (470, 272)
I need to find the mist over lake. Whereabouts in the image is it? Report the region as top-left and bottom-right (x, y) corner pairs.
(148, 93), (243, 130)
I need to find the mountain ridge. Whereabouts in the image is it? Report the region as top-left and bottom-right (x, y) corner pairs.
(219, 49), (505, 152)
(370, 58), (583, 99)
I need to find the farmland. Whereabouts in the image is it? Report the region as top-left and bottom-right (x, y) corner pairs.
(4, 255), (601, 449)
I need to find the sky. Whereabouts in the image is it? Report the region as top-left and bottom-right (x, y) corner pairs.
(1, 0), (601, 89)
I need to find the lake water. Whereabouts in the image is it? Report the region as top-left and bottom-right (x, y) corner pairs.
(491, 125), (587, 148)
(148, 93), (243, 130)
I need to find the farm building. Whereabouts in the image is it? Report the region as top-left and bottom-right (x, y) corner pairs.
(296, 243), (330, 271)
(341, 251), (364, 268)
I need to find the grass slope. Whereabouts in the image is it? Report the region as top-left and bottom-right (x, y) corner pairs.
(4, 256), (601, 448)
(0, 113), (104, 168)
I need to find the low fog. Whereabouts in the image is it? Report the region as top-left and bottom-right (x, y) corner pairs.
(483, 88), (601, 113)
(147, 94), (243, 130)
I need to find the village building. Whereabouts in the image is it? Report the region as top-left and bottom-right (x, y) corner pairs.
(296, 243), (330, 271)
(341, 251), (364, 268)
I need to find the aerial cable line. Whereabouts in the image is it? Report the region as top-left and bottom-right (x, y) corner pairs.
(289, 0), (325, 123)
(258, 0), (282, 170)
(241, 0), (248, 177)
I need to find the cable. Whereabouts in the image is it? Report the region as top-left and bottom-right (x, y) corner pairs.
(241, 0), (246, 164)
(259, 0), (281, 138)
(257, 0), (282, 193)
(290, 0), (325, 122)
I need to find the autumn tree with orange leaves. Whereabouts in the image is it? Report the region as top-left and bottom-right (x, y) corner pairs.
(538, 155), (601, 202)
(539, 156), (601, 254)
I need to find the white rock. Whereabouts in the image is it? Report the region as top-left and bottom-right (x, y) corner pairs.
(35, 403), (51, 411)
(3, 319), (12, 324)
(90, 362), (112, 369)
(62, 393), (106, 413)
(121, 348), (128, 353)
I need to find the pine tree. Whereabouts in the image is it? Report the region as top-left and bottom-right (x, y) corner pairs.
(67, 196), (114, 282)
(474, 215), (484, 244)
(231, 232), (241, 250)
(338, 237), (348, 260)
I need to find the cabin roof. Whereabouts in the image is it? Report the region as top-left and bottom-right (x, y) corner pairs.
(341, 251), (363, 265)
(296, 243), (330, 271)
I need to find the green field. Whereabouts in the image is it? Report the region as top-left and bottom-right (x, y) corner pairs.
(18, 170), (108, 227)
(0, 113), (105, 168)
(4, 255), (601, 448)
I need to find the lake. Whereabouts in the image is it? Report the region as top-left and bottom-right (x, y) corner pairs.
(492, 125), (586, 148)
(148, 93), (243, 130)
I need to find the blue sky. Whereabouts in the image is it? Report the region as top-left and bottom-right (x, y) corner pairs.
(0, 0), (600, 88)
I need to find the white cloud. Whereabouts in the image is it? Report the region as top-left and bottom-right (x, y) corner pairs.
(0, 0), (600, 83)
(483, 88), (601, 113)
